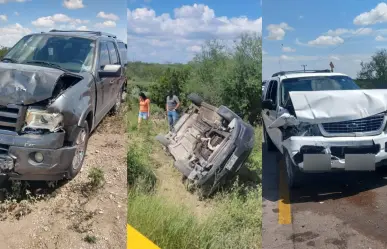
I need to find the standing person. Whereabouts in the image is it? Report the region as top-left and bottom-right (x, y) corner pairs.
(138, 92), (150, 128)
(166, 90), (180, 131)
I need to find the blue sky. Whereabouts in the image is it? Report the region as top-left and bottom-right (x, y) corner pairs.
(0, 0), (126, 47)
(263, 0), (387, 79)
(127, 0), (262, 63)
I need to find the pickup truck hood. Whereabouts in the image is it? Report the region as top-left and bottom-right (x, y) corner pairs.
(289, 89), (387, 124)
(0, 62), (82, 105)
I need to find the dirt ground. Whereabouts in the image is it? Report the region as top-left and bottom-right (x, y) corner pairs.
(0, 111), (127, 249)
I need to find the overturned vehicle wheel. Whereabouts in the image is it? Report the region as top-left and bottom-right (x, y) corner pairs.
(155, 94), (255, 199)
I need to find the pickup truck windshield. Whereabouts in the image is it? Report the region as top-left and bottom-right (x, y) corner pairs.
(281, 75), (360, 106)
(4, 34), (95, 73)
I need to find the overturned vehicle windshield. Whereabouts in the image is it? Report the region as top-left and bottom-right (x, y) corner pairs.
(156, 93), (255, 198)
(262, 71), (387, 188)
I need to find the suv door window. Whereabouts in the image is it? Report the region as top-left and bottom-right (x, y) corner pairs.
(107, 42), (119, 65)
(118, 42), (127, 65)
(99, 42), (110, 70)
(267, 80), (278, 105)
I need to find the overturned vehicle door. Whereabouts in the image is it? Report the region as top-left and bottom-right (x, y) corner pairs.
(156, 93), (255, 198)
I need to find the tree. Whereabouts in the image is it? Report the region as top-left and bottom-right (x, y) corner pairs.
(358, 49), (387, 82)
(149, 67), (189, 108)
(221, 33), (262, 125)
(0, 47), (8, 58)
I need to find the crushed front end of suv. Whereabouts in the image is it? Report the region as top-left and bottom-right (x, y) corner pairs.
(262, 70), (387, 188)
(156, 93), (255, 198)
(0, 30), (127, 182)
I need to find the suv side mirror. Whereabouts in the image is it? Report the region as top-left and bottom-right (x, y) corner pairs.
(262, 99), (275, 110)
(99, 64), (122, 78)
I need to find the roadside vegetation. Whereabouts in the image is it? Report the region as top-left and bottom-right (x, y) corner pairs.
(127, 32), (262, 249)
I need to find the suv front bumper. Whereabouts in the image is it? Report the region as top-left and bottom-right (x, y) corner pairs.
(283, 133), (387, 172)
(0, 131), (76, 180)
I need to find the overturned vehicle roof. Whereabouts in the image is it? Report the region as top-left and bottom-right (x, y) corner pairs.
(156, 93), (255, 198)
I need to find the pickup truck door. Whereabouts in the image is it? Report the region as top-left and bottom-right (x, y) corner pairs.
(94, 41), (111, 123)
(262, 79), (283, 151)
(106, 41), (121, 107)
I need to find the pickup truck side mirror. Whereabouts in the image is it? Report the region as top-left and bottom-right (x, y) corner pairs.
(99, 64), (122, 78)
(262, 99), (275, 110)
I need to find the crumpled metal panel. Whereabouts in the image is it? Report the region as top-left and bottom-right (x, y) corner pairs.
(289, 89), (387, 124)
(0, 62), (67, 105)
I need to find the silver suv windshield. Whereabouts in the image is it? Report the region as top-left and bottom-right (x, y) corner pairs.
(3, 34), (96, 73)
(280, 75), (360, 106)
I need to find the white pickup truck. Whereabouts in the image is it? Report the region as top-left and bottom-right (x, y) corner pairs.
(262, 70), (387, 188)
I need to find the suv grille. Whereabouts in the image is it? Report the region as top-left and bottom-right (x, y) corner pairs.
(0, 105), (25, 132)
(321, 114), (385, 135)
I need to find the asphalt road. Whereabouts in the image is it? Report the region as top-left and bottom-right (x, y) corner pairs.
(262, 142), (387, 249)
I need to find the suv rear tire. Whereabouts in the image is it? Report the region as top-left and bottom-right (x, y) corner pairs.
(284, 150), (303, 189)
(110, 88), (123, 116)
(263, 126), (277, 152)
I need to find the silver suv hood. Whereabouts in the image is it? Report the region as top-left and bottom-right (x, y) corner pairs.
(289, 89), (387, 124)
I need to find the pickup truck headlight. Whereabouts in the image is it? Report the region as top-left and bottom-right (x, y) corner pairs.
(23, 108), (64, 133)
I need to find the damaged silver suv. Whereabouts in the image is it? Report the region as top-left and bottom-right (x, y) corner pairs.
(262, 70), (387, 188)
(0, 30), (127, 181)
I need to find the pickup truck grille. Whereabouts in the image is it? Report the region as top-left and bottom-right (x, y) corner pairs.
(0, 105), (25, 132)
(321, 114), (385, 135)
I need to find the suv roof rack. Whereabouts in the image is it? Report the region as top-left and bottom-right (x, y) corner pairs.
(271, 69), (331, 77)
(48, 30), (117, 39)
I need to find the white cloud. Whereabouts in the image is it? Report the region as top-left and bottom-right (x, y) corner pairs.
(354, 2), (387, 25)
(127, 5), (261, 62)
(266, 22), (293, 40)
(31, 14), (89, 28)
(0, 15), (7, 22)
(76, 25), (88, 31)
(308, 35), (344, 46)
(14, 12), (19, 16)
(0, 0), (28, 3)
(63, 0), (85, 10)
(330, 55), (340, 61)
(0, 23), (31, 47)
(97, 12), (119, 21)
(262, 50), (268, 55)
(376, 35), (387, 41)
(95, 20), (116, 28)
(282, 46), (295, 52)
(187, 45), (201, 53)
(326, 27), (373, 36)
(299, 15), (303, 19)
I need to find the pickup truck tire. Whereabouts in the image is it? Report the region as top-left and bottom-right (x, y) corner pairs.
(110, 89), (123, 116)
(68, 120), (90, 179)
(263, 126), (277, 152)
(284, 151), (303, 189)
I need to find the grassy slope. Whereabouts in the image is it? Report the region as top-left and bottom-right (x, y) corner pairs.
(127, 102), (262, 249)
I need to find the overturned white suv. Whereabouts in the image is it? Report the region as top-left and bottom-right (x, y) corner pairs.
(262, 70), (387, 188)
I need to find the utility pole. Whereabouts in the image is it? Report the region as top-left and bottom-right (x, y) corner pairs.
(301, 64), (307, 72)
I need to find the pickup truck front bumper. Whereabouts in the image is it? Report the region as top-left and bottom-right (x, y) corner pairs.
(283, 133), (387, 172)
(0, 131), (76, 180)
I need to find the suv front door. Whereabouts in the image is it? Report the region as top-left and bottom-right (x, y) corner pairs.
(106, 41), (121, 107)
(262, 79), (283, 151)
(95, 41), (111, 123)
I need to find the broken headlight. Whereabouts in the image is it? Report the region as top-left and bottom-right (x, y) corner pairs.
(23, 108), (64, 133)
(298, 124), (322, 136)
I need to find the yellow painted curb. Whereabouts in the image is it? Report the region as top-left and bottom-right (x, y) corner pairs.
(127, 224), (161, 249)
(278, 160), (292, 224)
